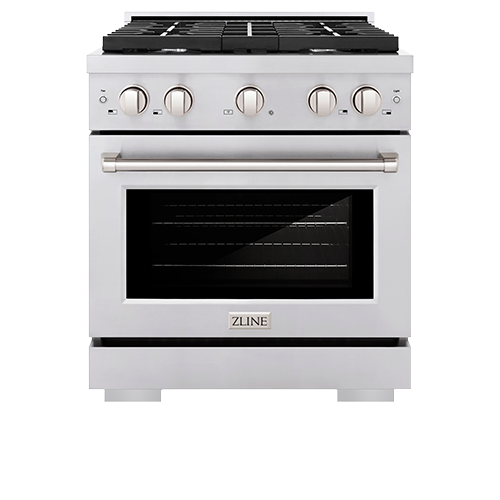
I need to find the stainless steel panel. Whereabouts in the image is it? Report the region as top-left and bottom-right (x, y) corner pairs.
(89, 339), (411, 390)
(89, 133), (410, 339)
(89, 72), (411, 131)
(87, 50), (413, 74)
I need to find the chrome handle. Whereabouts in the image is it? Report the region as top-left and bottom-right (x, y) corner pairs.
(102, 152), (398, 173)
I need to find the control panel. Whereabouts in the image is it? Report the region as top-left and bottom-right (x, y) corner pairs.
(90, 73), (410, 131)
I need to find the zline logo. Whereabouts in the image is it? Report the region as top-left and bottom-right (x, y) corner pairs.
(228, 312), (272, 329)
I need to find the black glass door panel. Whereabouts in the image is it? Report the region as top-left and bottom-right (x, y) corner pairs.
(127, 190), (373, 299)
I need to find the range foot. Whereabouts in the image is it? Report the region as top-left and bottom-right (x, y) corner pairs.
(337, 389), (394, 402)
(105, 390), (161, 402)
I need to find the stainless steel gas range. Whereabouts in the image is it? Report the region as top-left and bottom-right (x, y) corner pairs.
(88, 12), (412, 402)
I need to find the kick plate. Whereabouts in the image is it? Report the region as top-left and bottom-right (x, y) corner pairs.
(90, 338), (410, 391)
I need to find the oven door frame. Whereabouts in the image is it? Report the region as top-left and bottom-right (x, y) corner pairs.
(89, 133), (410, 338)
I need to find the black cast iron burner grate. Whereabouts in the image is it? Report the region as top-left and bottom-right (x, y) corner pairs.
(103, 17), (398, 53)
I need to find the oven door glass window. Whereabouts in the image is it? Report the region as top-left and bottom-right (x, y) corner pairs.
(126, 190), (373, 299)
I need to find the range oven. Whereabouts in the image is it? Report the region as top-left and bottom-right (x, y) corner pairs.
(88, 12), (412, 402)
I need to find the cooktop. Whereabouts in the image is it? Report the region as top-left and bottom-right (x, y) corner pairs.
(103, 15), (398, 54)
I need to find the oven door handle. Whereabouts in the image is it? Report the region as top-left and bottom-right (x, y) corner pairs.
(101, 152), (398, 173)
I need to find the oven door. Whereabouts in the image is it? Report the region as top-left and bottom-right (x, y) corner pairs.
(90, 133), (410, 338)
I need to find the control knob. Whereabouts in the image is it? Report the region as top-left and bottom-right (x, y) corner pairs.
(118, 86), (149, 116)
(307, 86), (337, 116)
(235, 86), (265, 116)
(164, 86), (194, 116)
(352, 86), (382, 116)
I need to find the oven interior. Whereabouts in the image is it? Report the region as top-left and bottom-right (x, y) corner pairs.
(126, 189), (373, 299)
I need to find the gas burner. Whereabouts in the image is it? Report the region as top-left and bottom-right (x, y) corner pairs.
(103, 16), (398, 54)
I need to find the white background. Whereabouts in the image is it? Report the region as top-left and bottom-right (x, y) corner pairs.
(2, 1), (499, 498)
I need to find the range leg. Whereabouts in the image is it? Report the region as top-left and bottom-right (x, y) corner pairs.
(337, 389), (394, 402)
(105, 390), (161, 402)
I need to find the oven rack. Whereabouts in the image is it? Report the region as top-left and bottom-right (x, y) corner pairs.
(165, 242), (336, 246)
(153, 264), (348, 268)
(153, 221), (347, 226)
(164, 204), (327, 207)
(171, 214), (326, 218)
